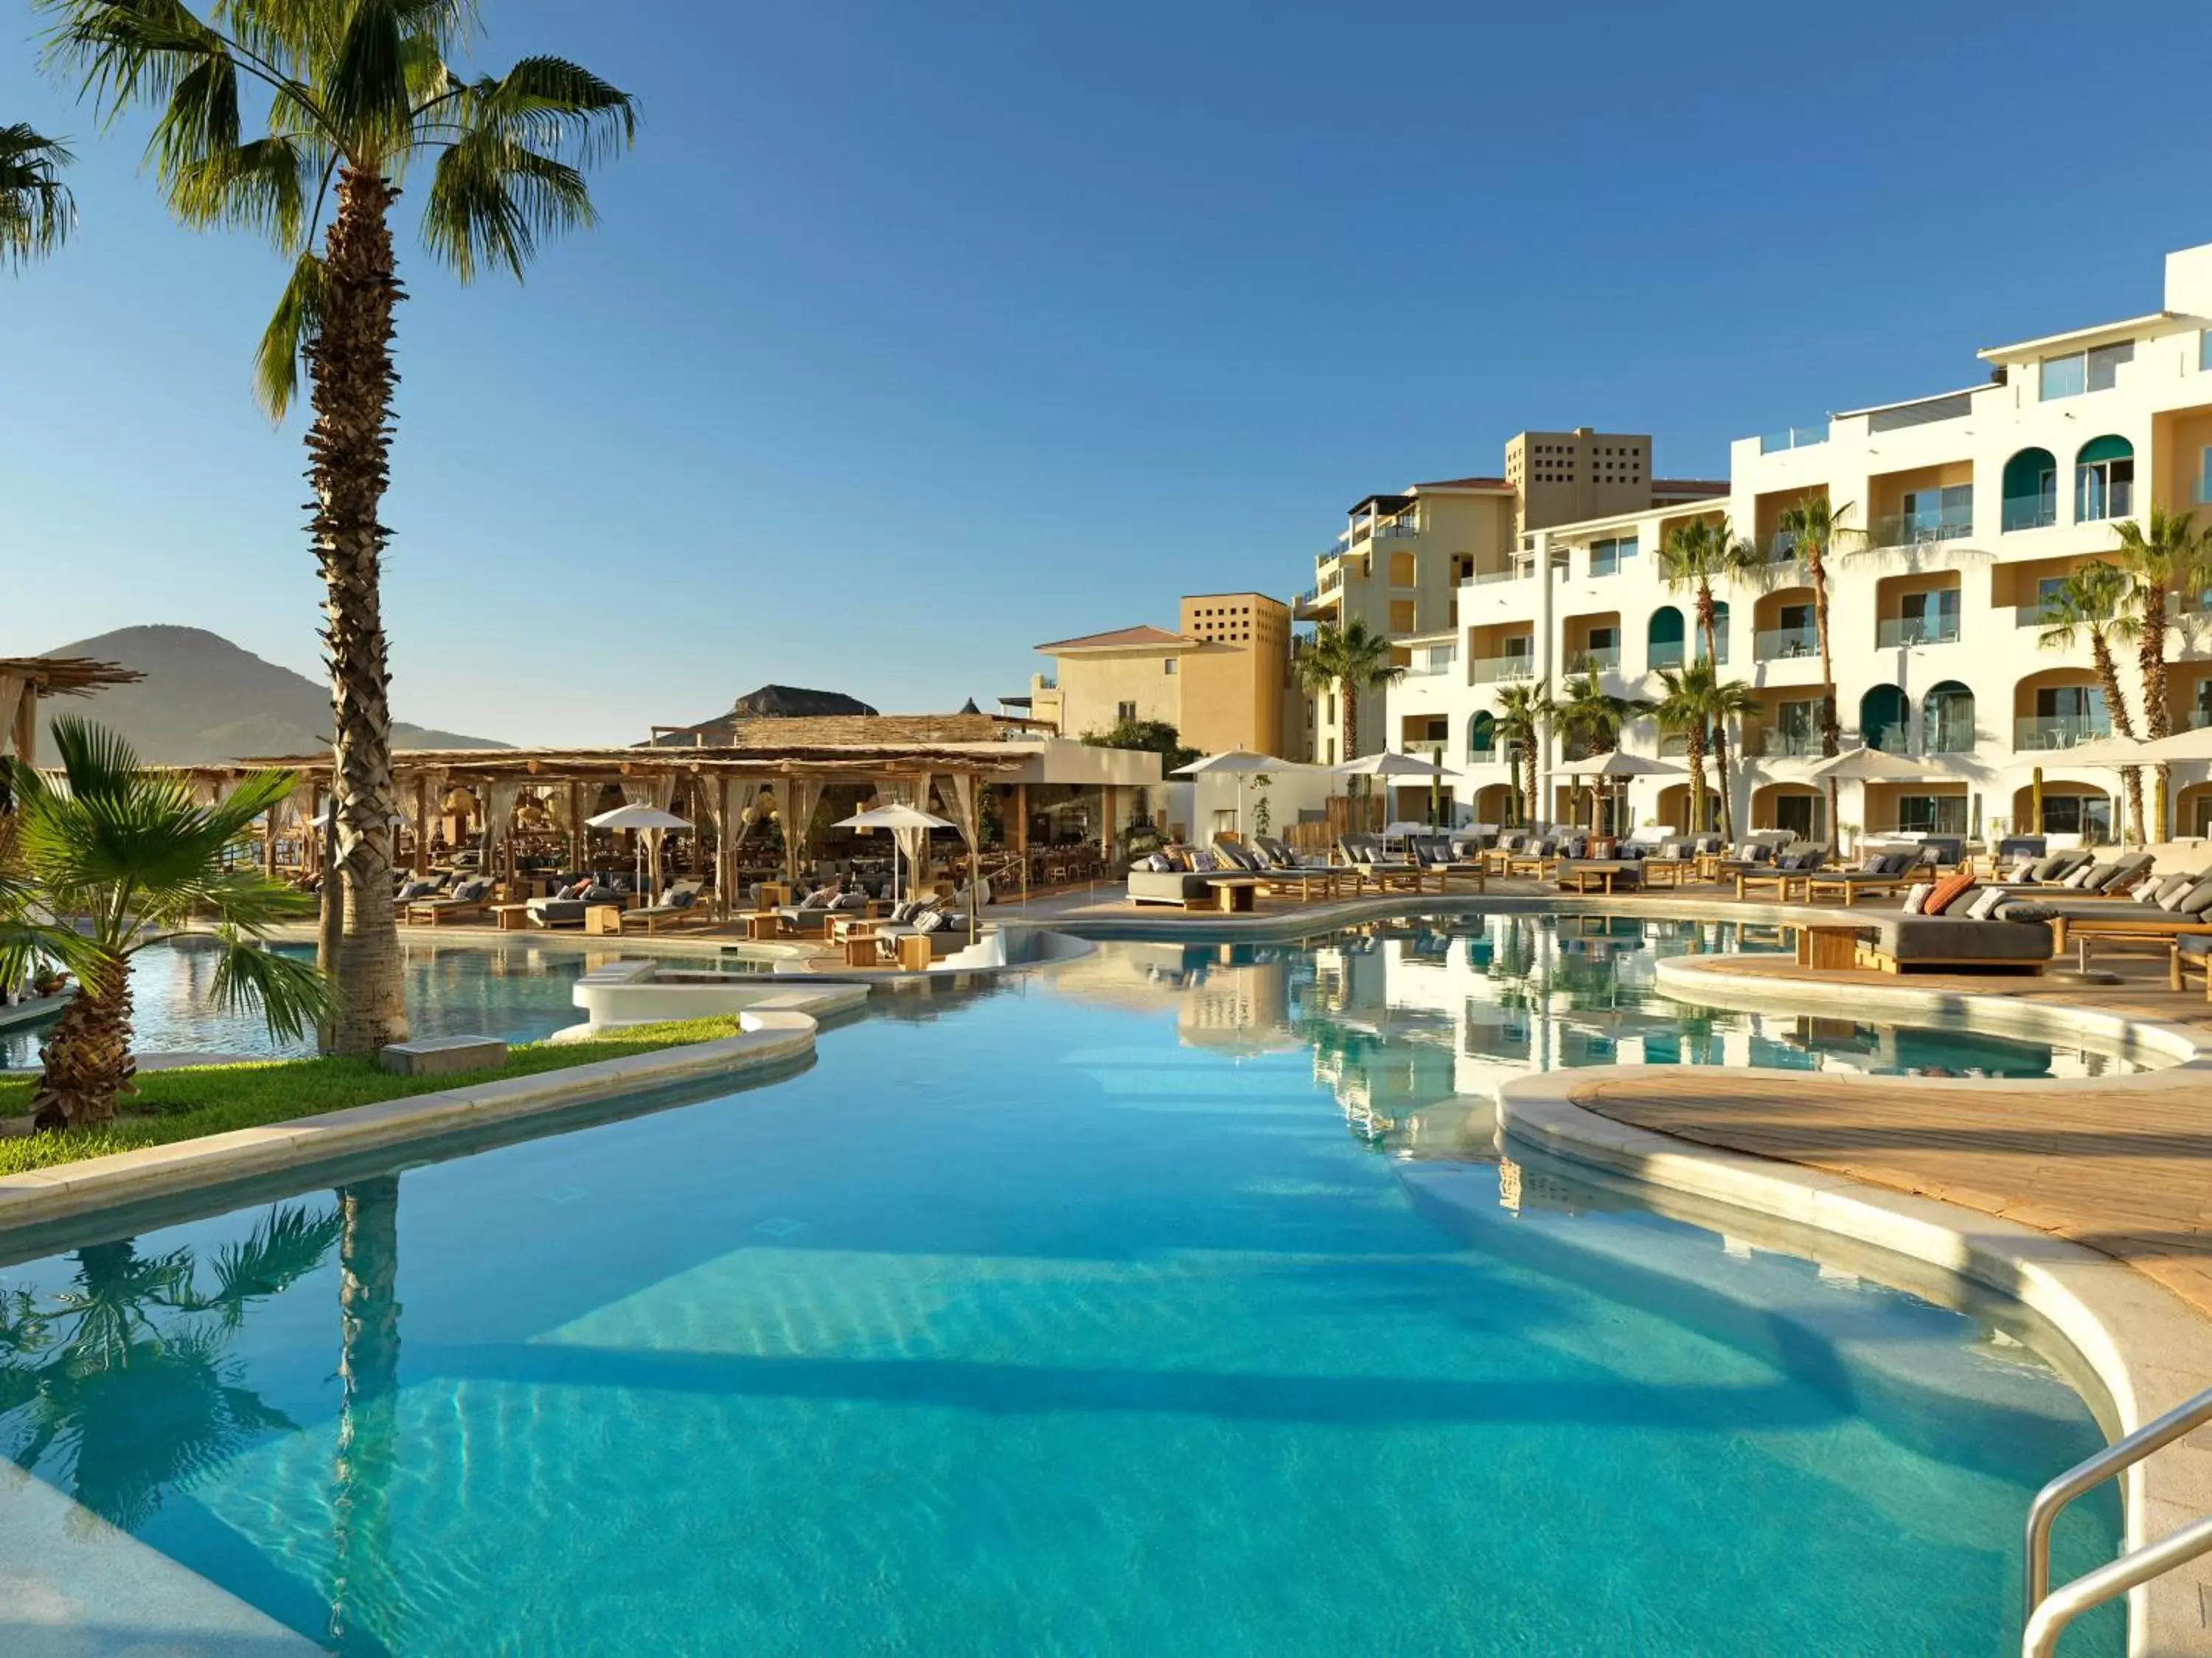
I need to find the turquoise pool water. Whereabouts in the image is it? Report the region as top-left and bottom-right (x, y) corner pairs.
(0, 924), (2125, 1655)
(0, 937), (603, 1068)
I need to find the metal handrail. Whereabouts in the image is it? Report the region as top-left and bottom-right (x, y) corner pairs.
(2024, 1513), (2212, 1657)
(2023, 1384), (2212, 1650)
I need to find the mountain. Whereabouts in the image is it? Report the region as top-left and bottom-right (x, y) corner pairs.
(32, 625), (508, 765)
(731, 684), (877, 718)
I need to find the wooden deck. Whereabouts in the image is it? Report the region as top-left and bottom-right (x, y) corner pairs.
(1568, 1056), (2212, 1321)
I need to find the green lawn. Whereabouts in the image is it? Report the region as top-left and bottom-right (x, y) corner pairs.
(0, 1016), (749, 1178)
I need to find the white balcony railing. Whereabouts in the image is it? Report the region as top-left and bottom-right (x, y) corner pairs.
(1468, 655), (1536, 684)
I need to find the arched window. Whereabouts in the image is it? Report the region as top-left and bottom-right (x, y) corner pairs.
(1921, 681), (1975, 754)
(2002, 448), (2057, 532)
(1860, 684), (1910, 753)
(1648, 606), (1686, 671)
(1467, 711), (1496, 757)
(2076, 436), (2135, 523)
(1692, 600), (1731, 665)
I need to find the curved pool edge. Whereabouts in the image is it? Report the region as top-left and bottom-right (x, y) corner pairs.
(1654, 951), (2212, 1072)
(0, 982), (868, 1240)
(1495, 1066), (2212, 1658)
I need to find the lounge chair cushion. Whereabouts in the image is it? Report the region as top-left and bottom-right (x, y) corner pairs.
(1995, 901), (2056, 923)
(1964, 887), (2009, 920)
(582, 885), (620, 904)
(1902, 881), (1934, 915)
(2061, 864), (2099, 889)
(2028, 855), (2070, 882)
(2147, 874), (2197, 908)
(397, 880), (437, 901)
(1868, 912), (2053, 964)
(1921, 870), (1978, 916)
(799, 886), (835, 909)
(453, 878), (491, 902)
(661, 887), (698, 910)
(2180, 879), (2212, 917)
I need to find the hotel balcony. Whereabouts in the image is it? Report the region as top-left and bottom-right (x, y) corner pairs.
(1753, 625), (1820, 664)
(1756, 729), (1823, 758)
(1868, 505), (1973, 552)
(2001, 495), (2059, 533)
(1469, 655), (1537, 684)
(1875, 616), (1960, 649)
(2014, 715), (2112, 751)
(1759, 423), (1829, 455)
(1564, 646), (1621, 673)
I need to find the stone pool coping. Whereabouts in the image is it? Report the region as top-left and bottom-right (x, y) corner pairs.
(1497, 1066), (2212, 1657)
(0, 983), (869, 1237)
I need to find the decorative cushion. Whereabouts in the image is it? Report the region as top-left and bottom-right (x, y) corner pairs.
(453, 878), (490, 901)
(2028, 855), (2070, 882)
(914, 908), (947, 934)
(1995, 901), (2056, 923)
(1965, 887), (2008, 920)
(2008, 857), (2037, 882)
(2155, 875), (2199, 910)
(1902, 881), (1935, 915)
(582, 884), (619, 903)
(1858, 853), (1885, 874)
(1921, 870), (1978, 916)
(665, 888), (697, 909)
(2177, 879), (2212, 917)
(562, 878), (593, 900)
(1189, 850), (1218, 873)
(2061, 864), (2097, 889)
(799, 885), (835, 909)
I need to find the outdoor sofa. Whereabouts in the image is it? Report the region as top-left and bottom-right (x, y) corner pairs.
(526, 881), (625, 928)
(1853, 909), (2056, 974)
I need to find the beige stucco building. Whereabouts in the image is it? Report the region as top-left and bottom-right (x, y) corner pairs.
(1028, 592), (1307, 759)
(1295, 433), (1725, 762)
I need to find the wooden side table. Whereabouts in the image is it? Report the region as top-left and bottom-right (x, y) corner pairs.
(1795, 924), (1860, 971)
(491, 903), (532, 932)
(1212, 878), (1260, 915)
(844, 932), (885, 967)
(897, 933), (933, 972)
(744, 912), (785, 940)
(582, 903), (622, 936)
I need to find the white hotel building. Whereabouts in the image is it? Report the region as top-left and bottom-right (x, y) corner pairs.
(1374, 241), (2212, 846)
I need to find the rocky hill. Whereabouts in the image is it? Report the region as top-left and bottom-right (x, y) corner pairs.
(32, 625), (507, 765)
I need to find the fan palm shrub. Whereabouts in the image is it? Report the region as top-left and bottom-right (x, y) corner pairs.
(41, 0), (638, 1054)
(0, 122), (72, 267)
(1298, 619), (1405, 827)
(1774, 494), (1863, 765)
(1654, 663), (1758, 836)
(1, 718), (333, 1130)
(2111, 506), (2211, 839)
(2038, 560), (2145, 844)
(1556, 668), (1651, 832)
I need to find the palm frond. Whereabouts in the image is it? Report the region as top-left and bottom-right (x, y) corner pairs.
(38, 0), (226, 119)
(254, 246), (324, 417)
(46, 713), (145, 804)
(198, 1202), (344, 1319)
(422, 128), (591, 282)
(0, 123), (77, 268)
(443, 55), (637, 167)
(169, 132), (312, 243)
(205, 928), (336, 1044)
(324, 0), (417, 160)
(170, 868), (316, 932)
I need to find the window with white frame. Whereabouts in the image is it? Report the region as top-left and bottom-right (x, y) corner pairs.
(1588, 535), (1638, 576)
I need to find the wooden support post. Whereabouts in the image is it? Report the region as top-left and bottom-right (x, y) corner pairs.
(568, 780), (582, 873)
(11, 690), (35, 765)
(1100, 785), (1116, 859)
(717, 775), (733, 919)
(1015, 782), (1029, 906)
(412, 774), (429, 875)
(263, 807), (278, 878)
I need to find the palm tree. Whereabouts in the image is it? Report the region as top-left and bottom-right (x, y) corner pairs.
(1555, 668), (1651, 833)
(1, 717), (333, 1129)
(1296, 619), (1405, 827)
(44, 3), (638, 1055)
(1491, 681), (1553, 827)
(0, 123), (72, 268)
(2038, 561), (2145, 844)
(331, 1175), (402, 1651)
(1774, 494), (1863, 765)
(1654, 663), (1759, 836)
(1658, 517), (1761, 840)
(2111, 506), (2210, 839)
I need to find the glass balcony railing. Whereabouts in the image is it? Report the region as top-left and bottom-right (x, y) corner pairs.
(1758, 729), (1823, 757)
(1649, 644), (1686, 671)
(1469, 566), (1528, 586)
(1876, 615), (1960, 648)
(1694, 640), (1731, 667)
(1759, 424), (1829, 454)
(2002, 496), (2058, 533)
(1566, 646), (1621, 672)
(1871, 507), (1973, 549)
(1865, 723), (1911, 755)
(1753, 625), (1820, 662)
(1764, 531), (1807, 566)
(1924, 721), (1977, 755)
(1469, 655), (1536, 684)
(2014, 715), (2112, 751)
(1404, 653), (1458, 678)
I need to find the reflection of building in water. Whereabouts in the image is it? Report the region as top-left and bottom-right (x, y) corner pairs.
(1040, 941), (1302, 1055)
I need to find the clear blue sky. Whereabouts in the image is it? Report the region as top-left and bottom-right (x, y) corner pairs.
(4, 0), (2208, 745)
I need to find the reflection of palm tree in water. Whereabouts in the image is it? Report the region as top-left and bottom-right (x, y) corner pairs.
(0, 1204), (341, 1530)
(331, 1176), (402, 1656)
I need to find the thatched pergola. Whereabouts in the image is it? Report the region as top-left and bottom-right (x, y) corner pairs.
(0, 656), (144, 764)
(183, 735), (1158, 914)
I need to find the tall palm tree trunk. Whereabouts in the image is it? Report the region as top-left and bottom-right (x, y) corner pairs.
(1806, 547), (1841, 846)
(1694, 586), (1736, 842)
(1684, 735), (1708, 834)
(2139, 624), (2172, 843)
(309, 170), (409, 1055)
(30, 953), (133, 1131)
(2087, 637), (2146, 846)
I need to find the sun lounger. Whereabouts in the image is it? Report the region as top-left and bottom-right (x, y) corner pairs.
(1554, 859), (1641, 895)
(1337, 835), (1430, 892)
(1801, 850), (1930, 906)
(1405, 834), (1487, 891)
(1854, 911), (2054, 974)
(2171, 936), (2212, 1001)
(405, 877), (495, 926)
(620, 881), (708, 934)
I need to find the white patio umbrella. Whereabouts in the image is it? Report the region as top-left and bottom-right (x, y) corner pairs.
(1174, 749), (1301, 838)
(1566, 750), (1683, 837)
(835, 802), (955, 903)
(586, 803), (692, 903)
(1328, 749), (1460, 836)
(1801, 746), (1929, 854)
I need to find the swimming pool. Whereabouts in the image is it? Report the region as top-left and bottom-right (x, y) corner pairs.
(0, 937), (609, 1068)
(0, 926), (2126, 1654)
